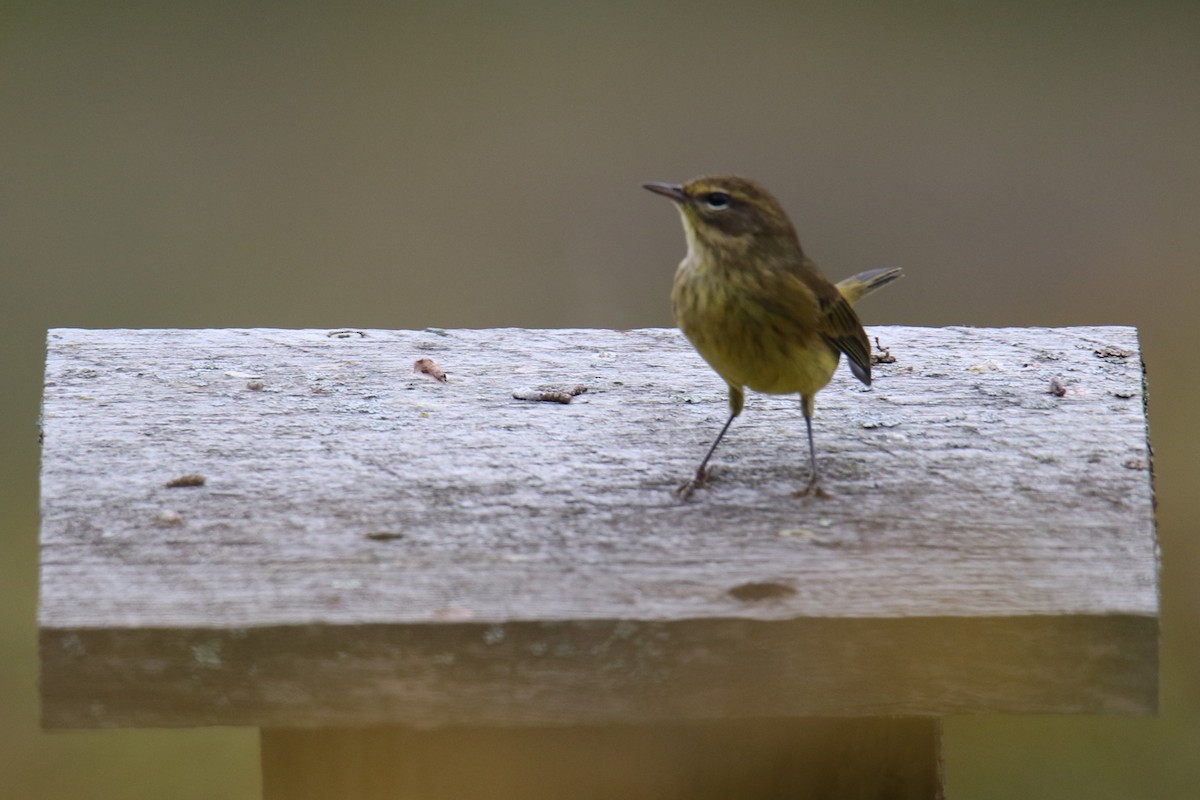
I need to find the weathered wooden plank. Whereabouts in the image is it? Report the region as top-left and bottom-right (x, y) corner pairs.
(38, 326), (1157, 727)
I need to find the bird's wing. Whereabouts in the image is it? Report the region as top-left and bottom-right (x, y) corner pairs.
(817, 286), (873, 387)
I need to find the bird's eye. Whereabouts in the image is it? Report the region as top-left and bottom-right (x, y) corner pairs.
(703, 192), (732, 210)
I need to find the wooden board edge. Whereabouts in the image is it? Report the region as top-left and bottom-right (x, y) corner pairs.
(41, 614), (1158, 729)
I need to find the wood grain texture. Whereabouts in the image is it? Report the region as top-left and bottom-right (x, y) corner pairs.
(38, 326), (1158, 728)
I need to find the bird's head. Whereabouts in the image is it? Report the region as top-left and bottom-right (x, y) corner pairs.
(643, 175), (800, 261)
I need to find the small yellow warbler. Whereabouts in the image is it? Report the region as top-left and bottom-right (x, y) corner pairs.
(644, 175), (901, 499)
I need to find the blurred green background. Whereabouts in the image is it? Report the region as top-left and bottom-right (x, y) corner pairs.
(3, 2), (1198, 797)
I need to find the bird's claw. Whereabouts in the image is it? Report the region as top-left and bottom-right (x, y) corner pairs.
(674, 465), (713, 501)
(792, 474), (831, 500)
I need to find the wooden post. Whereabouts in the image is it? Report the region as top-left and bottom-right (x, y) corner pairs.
(38, 327), (1157, 797)
(261, 719), (943, 799)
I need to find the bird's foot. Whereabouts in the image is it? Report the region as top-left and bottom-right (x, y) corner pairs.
(792, 473), (831, 500)
(674, 465), (713, 501)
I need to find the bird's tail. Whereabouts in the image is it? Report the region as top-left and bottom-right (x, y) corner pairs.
(836, 267), (903, 305)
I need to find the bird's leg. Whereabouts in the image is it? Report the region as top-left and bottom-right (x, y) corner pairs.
(676, 385), (743, 500)
(676, 412), (735, 500)
(793, 394), (831, 499)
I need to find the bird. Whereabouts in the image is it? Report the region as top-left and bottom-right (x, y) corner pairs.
(643, 175), (901, 499)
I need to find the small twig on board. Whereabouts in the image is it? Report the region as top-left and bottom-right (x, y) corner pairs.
(413, 357), (448, 383)
(512, 385), (588, 404)
(871, 336), (896, 365)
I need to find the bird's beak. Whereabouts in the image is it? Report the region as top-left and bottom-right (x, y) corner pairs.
(642, 182), (687, 202)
